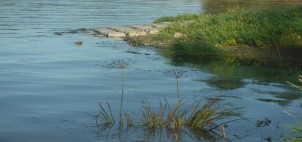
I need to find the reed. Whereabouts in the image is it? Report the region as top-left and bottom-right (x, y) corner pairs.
(164, 68), (187, 101)
(285, 75), (302, 142)
(106, 58), (134, 126)
(96, 102), (115, 126)
(97, 98), (231, 140)
(96, 61), (232, 140)
(287, 75), (302, 91)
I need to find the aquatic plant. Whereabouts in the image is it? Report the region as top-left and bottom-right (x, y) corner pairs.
(139, 98), (231, 131)
(287, 75), (302, 91)
(255, 118), (272, 141)
(284, 111), (302, 142)
(96, 102), (115, 126)
(164, 68), (187, 101)
(102, 58), (134, 126)
(285, 75), (302, 142)
(256, 118), (271, 128)
(96, 61), (233, 140)
(97, 98), (232, 140)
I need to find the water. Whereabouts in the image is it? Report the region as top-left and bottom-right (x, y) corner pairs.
(0, 1), (301, 142)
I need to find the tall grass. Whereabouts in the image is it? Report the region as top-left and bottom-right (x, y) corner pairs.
(284, 111), (302, 142)
(173, 38), (226, 59)
(96, 60), (234, 140)
(287, 75), (302, 91)
(155, 7), (302, 48)
(140, 99), (231, 131)
(96, 98), (232, 141)
(152, 7), (302, 66)
(96, 102), (115, 127)
(154, 13), (201, 23)
(99, 58), (134, 126)
(164, 68), (187, 101)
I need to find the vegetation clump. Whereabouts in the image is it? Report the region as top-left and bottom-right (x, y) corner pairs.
(149, 7), (302, 68)
(96, 62), (233, 140)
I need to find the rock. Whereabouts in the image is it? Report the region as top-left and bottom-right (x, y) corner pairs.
(75, 41), (83, 46)
(173, 32), (184, 38)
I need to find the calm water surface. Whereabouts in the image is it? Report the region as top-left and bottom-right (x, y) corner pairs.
(0, 0), (301, 142)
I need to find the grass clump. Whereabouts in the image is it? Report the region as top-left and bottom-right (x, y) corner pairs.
(96, 102), (115, 127)
(140, 99), (230, 131)
(154, 13), (201, 23)
(97, 99), (232, 141)
(152, 7), (302, 67)
(96, 98), (231, 133)
(173, 38), (226, 59)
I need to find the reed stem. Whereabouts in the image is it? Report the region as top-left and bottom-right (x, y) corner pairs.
(176, 77), (181, 101)
(119, 65), (125, 125)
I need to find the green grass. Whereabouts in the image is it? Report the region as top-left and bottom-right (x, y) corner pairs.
(96, 98), (232, 141)
(97, 98), (231, 131)
(155, 7), (302, 48)
(285, 75), (302, 142)
(154, 13), (202, 23)
(173, 38), (226, 59)
(152, 7), (302, 67)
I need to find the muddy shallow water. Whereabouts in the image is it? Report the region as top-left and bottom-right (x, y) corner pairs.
(0, 0), (302, 142)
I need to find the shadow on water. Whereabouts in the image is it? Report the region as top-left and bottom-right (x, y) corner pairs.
(205, 76), (245, 90)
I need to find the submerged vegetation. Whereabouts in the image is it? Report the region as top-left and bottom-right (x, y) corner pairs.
(129, 7), (302, 68)
(96, 61), (233, 141)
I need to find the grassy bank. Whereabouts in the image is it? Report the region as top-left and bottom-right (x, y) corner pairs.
(128, 7), (302, 68)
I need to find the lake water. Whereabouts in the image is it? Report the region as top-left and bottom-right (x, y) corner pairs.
(0, 0), (301, 142)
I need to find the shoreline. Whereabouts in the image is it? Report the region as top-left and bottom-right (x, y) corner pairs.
(80, 7), (302, 69)
(125, 35), (302, 69)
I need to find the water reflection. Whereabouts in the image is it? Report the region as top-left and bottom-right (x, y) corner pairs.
(201, 0), (302, 14)
(159, 50), (300, 84)
(96, 126), (223, 142)
(205, 76), (245, 90)
(257, 90), (302, 106)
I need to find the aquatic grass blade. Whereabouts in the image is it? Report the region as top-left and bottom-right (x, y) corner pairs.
(97, 102), (115, 125)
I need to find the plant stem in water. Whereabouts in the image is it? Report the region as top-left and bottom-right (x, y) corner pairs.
(176, 77), (181, 101)
(119, 65), (125, 125)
